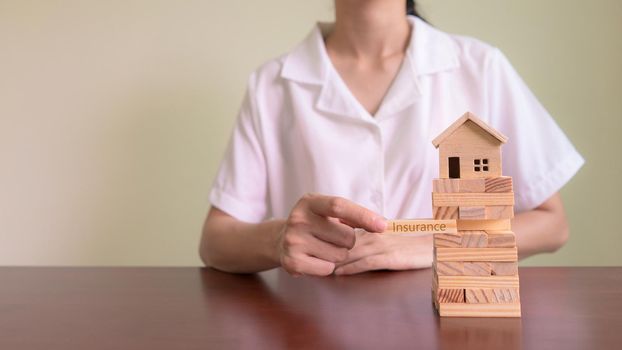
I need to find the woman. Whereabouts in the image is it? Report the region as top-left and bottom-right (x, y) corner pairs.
(199, 0), (584, 276)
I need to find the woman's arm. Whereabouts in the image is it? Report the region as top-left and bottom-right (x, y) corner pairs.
(199, 207), (284, 273)
(512, 192), (569, 259)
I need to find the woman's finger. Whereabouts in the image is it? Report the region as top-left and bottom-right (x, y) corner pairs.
(306, 194), (386, 232)
(303, 235), (349, 263)
(282, 253), (336, 276)
(307, 214), (357, 249)
(333, 255), (385, 275)
(337, 231), (384, 264)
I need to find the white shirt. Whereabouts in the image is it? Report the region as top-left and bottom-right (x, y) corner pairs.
(209, 16), (584, 223)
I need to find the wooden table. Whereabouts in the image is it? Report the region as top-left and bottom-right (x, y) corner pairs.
(0, 267), (621, 349)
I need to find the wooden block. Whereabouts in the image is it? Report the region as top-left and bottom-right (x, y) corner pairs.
(436, 248), (517, 262)
(384, 219), (457, 234)
(486, 231), (516, 248)
(433, 179), (460, 193)
(459, 179), (486, 193)
(434, 231), (487, 248)
(436, 289), (465, 303)
(460, 231), (487, 247)
(463, 262), (491, 276)
(433, 206), (458, 220)
(465, 288), (494, 303)
(436, 262), (465, 276)
(457, 219), (511, 231)
(493, 288), (520, 303)
(485, 176), (513, 193)
(433, 179), (486, 193)
(466, 288), (520, 303)
(485, 205), (514, 219)
(432, 288), (439, 309)
(438, 302), (521, 317)
(459, 206), (486, 220)
(491, 262), (518, 276)
(433, 276), (465, 304)
(434, 232), (462, 248)
(437, 275), (519, 289)
(433, 193), (514, 207)
(432, 277), (439, 308)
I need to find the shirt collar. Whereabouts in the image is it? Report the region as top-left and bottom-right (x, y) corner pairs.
(280, 16), (460, 120)
(280, 22), (329, 85)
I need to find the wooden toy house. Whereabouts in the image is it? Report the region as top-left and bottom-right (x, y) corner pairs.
(432, 112), (507, 180)
(430, 112), (521, 317)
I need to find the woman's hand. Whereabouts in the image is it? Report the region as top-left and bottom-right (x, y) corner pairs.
(278, 193), (386, 277)
(333, 230), (433, 275)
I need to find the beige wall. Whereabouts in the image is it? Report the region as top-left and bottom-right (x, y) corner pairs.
(0, 1), (619, 266)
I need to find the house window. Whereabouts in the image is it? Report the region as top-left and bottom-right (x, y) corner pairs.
(474, 159), (489, 172)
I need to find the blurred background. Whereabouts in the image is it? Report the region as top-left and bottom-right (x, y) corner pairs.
(0, 0), (620, 266)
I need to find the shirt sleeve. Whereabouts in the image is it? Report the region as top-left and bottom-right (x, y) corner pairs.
(208, 76), (268, 223)
(485, 48), (584, 212)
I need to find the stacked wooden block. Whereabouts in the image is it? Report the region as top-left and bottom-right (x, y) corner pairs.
(431, 176), (521, 317)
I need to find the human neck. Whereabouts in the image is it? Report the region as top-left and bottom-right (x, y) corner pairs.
(327, 0), (411, 59)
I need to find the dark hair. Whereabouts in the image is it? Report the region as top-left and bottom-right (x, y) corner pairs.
(406, 0), (424, 20)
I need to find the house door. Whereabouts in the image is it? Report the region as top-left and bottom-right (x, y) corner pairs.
(448, 157), (460, 178)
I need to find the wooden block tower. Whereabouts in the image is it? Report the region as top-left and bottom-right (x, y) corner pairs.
(430, 112), (521, 317)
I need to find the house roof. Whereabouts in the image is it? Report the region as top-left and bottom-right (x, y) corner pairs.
(432, 112), (508, 148)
